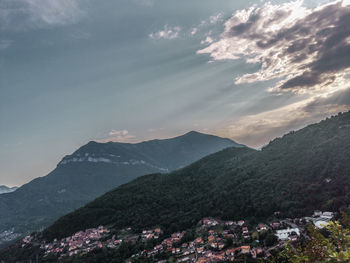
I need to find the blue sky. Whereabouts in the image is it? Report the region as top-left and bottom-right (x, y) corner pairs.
(1, 0), (349, 186)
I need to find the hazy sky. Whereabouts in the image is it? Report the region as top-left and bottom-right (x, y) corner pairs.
(1, 0), (350, 186)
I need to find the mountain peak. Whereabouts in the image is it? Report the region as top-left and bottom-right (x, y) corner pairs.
(184, 130), (202, 135)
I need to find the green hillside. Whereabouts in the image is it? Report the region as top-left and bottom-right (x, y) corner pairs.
(43, 111), (350, 241)
(0, 131), (239, 245)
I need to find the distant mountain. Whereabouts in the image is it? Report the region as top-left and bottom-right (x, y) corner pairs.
(0, 131), (242, 243)
(0, 186), (18, 195)
(42, 112), (350, 242)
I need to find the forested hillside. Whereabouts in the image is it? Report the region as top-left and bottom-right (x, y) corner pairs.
(43, 112), (350, 241)
(0, 131), (239, 245)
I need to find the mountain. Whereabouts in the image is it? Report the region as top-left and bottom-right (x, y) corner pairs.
(42, 112), (350, 241)
(0, 131), (241, 244)
(0, 186), (18, 195)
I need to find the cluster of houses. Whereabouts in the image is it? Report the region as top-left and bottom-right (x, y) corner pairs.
(129, 211), (335, 262)
(0, 228), (21, 246)
(130, 218), (272, 262)
(38, 226), (120, 258)
(18, 210), (335, 262)
(142, 228), (163, 240)
(309, 211), (334, 229)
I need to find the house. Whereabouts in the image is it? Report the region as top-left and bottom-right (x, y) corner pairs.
(154, 244), (163, 251)
(257, 223), (268, 232)
(178, 256), (190, 262)
(202, 218), (219, 226)
(194, 237), (204, 245)
(208, 235), (215, 242)
(290, 235), (299, 241)
(271, 222), (281, 229)
(210, 242), (217, 249)
(197, 257), (210, 263)
(218, 243), (225, 250)
(313, 210), (322, 217)
(237, 220), (245, 226)
(225, 221), (234, 226)
(242, 227), (249, 234)
(241, 246), (251, 254)
(208, 230), (215, 235)
(321, 212), (334, 219)
(224, 233), (235, 239)
(225, 248), (236, 256)
(196, 247), (204, 254)
(172, 247), (181, 254)
(212, 252), (225, 261)
(154, 228), (162, 234)
(314, 219), (329, 229)
(276, 228), (300, 241)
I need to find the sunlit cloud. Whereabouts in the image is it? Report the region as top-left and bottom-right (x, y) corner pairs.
(342, 0), (350, 7)
(191, 27), (198, 36)
(188, 12), (224, 38)
(98, 130), (136, 143)
(209, 13), (224, 24)
(149, 25), (181, 40)
(198, 0), (350, 94)
(223, 86), (350, 148)
(201, 36), (214, 45)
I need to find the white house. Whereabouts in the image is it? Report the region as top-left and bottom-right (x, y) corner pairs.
(321, 212), (334, 219)
(313, 211), (322, 217)
(276, 228), (300, 241)
(314, 220), (329, 229)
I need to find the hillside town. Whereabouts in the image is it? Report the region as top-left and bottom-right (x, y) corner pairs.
(0, 228), (21, 247)
(19, 210), (335, 262)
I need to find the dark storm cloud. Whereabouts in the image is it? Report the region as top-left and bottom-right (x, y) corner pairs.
(198, 1), (350, 93)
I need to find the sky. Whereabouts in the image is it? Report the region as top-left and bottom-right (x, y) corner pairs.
(1, 0), (350, 186)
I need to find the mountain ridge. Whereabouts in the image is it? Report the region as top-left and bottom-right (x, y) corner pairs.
(0, 131), (241, 246)
(0, 186), (18, 195)
(42, 111), (350, 241)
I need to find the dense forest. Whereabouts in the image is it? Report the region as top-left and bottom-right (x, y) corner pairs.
(1, 111), (349, 262)
(0, 130), (238, 243)
(43, 112), (350, 241)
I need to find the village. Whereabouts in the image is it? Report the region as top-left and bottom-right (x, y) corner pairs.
(21, 210), (335, 262)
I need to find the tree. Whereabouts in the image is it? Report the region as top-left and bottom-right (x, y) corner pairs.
(264, 233), (278, 247)
(282, 221), (350, 263)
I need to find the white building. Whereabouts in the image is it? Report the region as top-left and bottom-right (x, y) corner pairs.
(321, 212), (334, 219)
(313, 211), (322, 217)
(276, 228), (300, 241)
(314, 220), (329, 229)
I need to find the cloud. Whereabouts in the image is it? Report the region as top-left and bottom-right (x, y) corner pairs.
(149, 25), (181, 40)
(224, 86), (350, 147)
(189, 13), (223, 37)
(70, 30), (91, 40)
(302, 85), (350, 113)
(98, 130), (136, 143)
(0, 0), (85, 31)
(191, 27), (198, 36)
(201, 36), (214, 45)
(0, 39), (12, 50)
(197, 0), (350, 94)
(209, 13), (224, 24)
(131, 0), (154, 6)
